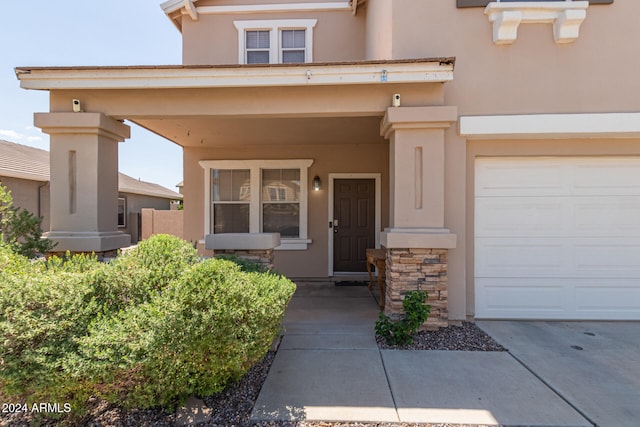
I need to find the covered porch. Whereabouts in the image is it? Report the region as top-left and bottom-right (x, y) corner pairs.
(18, 58), (457, 327)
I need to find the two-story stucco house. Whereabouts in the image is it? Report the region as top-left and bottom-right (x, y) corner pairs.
(16, 0), (640, 326)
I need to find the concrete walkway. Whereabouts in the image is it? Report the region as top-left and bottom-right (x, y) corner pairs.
(250, 284), (591, 426)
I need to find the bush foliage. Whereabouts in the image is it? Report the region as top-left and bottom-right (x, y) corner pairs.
(0, 182), (55, 258)
(0, 234), (296, 416)
(375, 290), (430, 346)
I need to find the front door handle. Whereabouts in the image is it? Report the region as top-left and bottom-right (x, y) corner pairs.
(333, 219), (339, 233)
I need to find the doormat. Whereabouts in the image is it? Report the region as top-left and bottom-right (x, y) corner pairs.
(334, 281), (368, 287)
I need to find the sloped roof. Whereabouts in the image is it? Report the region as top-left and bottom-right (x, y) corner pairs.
(0, 139), (182, 200)
(0, 139), (49, 181)
(117, 172), (183, 200)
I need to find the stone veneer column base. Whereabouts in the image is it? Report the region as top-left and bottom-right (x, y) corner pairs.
(385, 248), (448, 330)
(215, 249), (275, 271)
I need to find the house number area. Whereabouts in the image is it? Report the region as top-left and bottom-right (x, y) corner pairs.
(2, 402), (71, 414)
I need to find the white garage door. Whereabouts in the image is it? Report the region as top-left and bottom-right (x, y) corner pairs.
(475, 157), (640, 319)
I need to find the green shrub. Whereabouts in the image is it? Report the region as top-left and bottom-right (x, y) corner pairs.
(0, 257), (100, 410)
(375, 290), (430, 346)
(0, 182), (55, 258)
(92, 234), (199, 312)
(0, 234), (295, 417)
(78, 257), (296, 408)
(214, 253), (266, 273)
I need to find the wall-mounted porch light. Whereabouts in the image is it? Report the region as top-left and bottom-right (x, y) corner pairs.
(312, 175), (322, 191)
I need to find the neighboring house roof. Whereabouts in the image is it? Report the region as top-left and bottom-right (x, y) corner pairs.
(0, 139), (182, 200)
(0, 139), (49, 181)
(118, 173), (183, 200)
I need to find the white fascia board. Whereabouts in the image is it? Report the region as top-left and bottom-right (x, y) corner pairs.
(198, 2), (350, 15)
(459, 113), (640, 140)
(17, 62), (454, 91)
(160, 0), (193, 14)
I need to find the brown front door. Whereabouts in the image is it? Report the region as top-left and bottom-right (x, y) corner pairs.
(333, 179), (375, 272)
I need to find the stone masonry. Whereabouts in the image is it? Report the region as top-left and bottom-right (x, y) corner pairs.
(384, 248), (448, 330)
(215, 249), (275, 271)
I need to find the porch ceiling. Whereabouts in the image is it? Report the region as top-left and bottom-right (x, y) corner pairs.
(133, 116), (386, 148)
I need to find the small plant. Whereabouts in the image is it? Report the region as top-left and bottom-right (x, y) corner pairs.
(375, 290), (430, 346)
(0, 182), (55, 258)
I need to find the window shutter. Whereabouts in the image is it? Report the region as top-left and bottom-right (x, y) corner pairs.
(457, 0), (613, 7)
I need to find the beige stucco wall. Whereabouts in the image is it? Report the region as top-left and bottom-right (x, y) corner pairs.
(141, 208), (184, 241)
(359, 0), (640, 320)
(0, 176), (50, 232)
(182, 2), (366, 65)
(183, 140), (389, 277)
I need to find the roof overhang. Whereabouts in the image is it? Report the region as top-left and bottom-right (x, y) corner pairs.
(16, 58), (455, 91)
(161, 0), (359, 32)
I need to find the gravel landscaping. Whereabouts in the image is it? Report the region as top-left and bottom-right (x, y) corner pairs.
(376, 321), (506, 351)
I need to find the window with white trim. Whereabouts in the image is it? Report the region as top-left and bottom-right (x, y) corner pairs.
(200, 159), (314, 250)
(234, 20), (317, 65)
(212, 169), (251, 233)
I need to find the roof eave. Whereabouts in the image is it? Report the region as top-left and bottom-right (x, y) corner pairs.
(15, 58), (455, 91)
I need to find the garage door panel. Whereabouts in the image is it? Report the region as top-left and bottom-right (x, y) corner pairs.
(574, 242), (640, 276)
(475, 198), (565, 236)
(476, 159), (567, 197)
(573, 198), (640, 235)
(575, 280), (640, 316)
(475, 278), (569, 319)
(477, 197), (640, 237)
(475, 156), (640, 320)
(573, 161), (640, 196)
(476, 238), (568, 277)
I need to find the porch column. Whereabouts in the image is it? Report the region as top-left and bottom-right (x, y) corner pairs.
(35, 112), (131, 253)
(380, 106), (458, 329)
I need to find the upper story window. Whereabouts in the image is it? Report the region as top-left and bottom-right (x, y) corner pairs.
(234, 20), (317, 65)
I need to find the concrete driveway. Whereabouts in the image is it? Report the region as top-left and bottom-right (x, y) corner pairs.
(478, 321), (640, 427)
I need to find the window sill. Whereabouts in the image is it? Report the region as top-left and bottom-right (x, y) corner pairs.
(276, 238), (312, 251)
(484, 1), (589, 45)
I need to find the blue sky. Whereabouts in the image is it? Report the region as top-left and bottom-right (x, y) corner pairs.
(0, 1), (184, 191)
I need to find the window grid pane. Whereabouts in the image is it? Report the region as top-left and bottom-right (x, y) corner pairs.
(282, 30), (305, 49)
(246, 30), (270, 64)
(213, 204), (250, 234)
(247, 51), (270, 64)
(263, 203), (300, 238)
(262, 169), (300, 201)
(281, 29), (306, 64)
(212, 169), (250, 202)
(246, 30), (270, 49)
(282, 50), (305, 64)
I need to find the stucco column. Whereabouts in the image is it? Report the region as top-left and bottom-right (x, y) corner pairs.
(379, 106), (458, 329)
(35, 112), (131, 253)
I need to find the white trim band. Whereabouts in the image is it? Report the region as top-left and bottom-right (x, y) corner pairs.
(199, 2), (351, 15)
(459, 113), (640, 140)
(17, 61), (454, 91)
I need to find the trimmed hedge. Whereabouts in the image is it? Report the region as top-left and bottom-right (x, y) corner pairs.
(0, 235), (296, 415)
